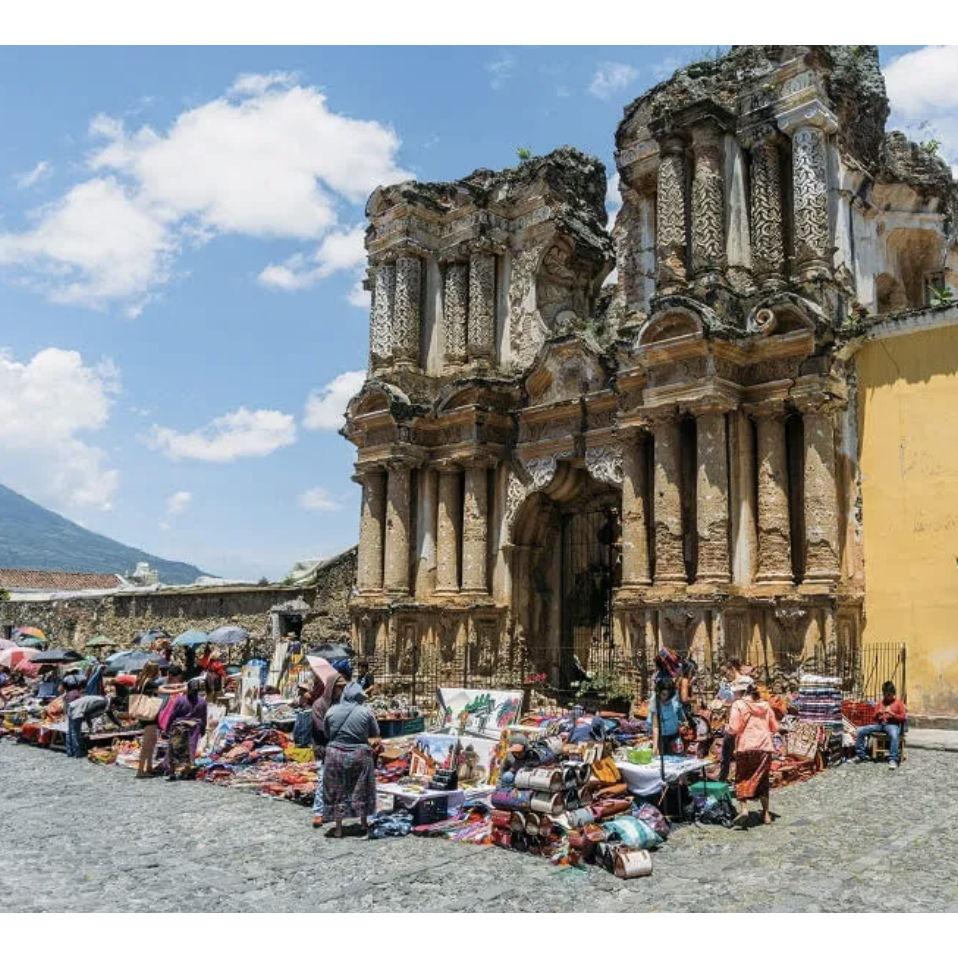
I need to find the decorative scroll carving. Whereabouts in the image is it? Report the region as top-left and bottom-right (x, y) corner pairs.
(504, 470), (530, 537)
(655, 142), (688, 288)
(393, 255), (422, 364)
(526, 454), (559, 489)
(792, 126), (829, 267)
(690, 130), (726, 275)
(370, 261), (395, 365)
(508, 244), (547, 368)
(442, 261), (468, 365)
(585, 445), (623, 486)
(749, 137), (786, 280)
(468, 251), (496, 361)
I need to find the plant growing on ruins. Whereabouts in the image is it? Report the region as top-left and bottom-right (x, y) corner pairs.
(516, 147), (534, 162)
(919, 139), (941, 157)
(930, 285), (954, 307)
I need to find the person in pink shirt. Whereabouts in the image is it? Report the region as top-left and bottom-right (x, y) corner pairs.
(727, 677), (778, 827)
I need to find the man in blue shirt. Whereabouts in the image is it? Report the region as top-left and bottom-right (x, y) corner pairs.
(650, 678), (686, 756)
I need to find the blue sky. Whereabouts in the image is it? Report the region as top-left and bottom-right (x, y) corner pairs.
(0, 45), (946, 580)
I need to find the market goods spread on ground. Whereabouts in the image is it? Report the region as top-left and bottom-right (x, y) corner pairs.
(0, 635), (898, 881)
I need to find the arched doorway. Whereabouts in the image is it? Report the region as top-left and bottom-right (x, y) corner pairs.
(510, 462), (621, 692)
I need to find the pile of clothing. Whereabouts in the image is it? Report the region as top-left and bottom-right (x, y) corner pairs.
(794, 674), (843, 727)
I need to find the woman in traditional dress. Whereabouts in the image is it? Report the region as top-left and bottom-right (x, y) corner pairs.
(309, 673), (346, 828)
(164, 677), (208, 780)
(728, 677), (778, 827)
(323, 683), (381, 837)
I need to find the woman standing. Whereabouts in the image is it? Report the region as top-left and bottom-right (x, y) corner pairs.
(323, 683), (381, 837)
(309, 673), (346, 829)
(650, 678), (686, 757)
(133, 662), (162, 779)
(727, 677), (778, 827)
(164, 677), (208, 780)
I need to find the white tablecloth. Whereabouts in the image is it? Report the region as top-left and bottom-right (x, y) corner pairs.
(616, 757), (712, 796)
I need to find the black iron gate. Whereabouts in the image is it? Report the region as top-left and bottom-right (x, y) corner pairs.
(559, 502), (621, 688)
(858, 642), (907, 701)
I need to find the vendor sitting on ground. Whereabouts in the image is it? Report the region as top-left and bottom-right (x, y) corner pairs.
(650, 678), (687, 757)
(854, 681), (907, 770)
(66, 691), (121, 758)
(323, 682), (381, 838)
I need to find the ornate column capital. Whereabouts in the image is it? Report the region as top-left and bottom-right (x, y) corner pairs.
(683, 396), (735, 419)
(743, 397), (788, 420)
(775, 99), (839, 137)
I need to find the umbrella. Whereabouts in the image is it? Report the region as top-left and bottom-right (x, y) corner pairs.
(30, 648), (83, 665)
(85, 635), (116, 649)
(104, 650), (167, 675)
(15, 635), (47, 649)
(307, 654), (342, 688)
(0, 638), (19, 650)
(208, 626), (249, 646)
(172, 629), (210, 648)
(134, 628), (169, 646)
(13, 626), (46, 640)
(0, 647), (39, 670)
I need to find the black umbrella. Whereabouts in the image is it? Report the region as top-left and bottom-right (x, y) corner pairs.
(30, 648), (83, 664)
(133, 628), (170, 647)
(104, 650), (167, 674)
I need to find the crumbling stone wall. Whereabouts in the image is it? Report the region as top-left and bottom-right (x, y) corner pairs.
(1, 548), (357, 657)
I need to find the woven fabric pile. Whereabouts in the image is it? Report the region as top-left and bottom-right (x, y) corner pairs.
(794, 674), (843, 728)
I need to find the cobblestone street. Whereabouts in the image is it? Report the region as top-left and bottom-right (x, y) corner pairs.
(0, 740), (955, 912)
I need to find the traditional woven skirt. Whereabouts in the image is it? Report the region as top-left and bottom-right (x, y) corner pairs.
(734, 749), (772, 800)
(323, 745), (377, 820)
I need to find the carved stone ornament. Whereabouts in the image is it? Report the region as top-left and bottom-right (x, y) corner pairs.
(585, 445), (624, 486)
(750, 306), (778, 335)
(749, 137), (786, 278)
(655, 146), (687, 285)
(442, 261), (468, 364)
(792, 126), (829, 265)
(370, 261), (395, 362)
(690, 133), (725, 273)
(526, 454), (559, 489)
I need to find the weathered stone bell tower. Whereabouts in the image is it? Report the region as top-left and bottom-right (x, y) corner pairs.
(343, 46), (956, 699)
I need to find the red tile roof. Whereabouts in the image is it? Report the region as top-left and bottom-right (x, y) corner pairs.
(0, 569), (122, 591)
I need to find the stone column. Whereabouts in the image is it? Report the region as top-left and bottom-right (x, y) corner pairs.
(355, 467), (386, 593)
(690, 123), (726, 283)
(651, 411), (686, 584)
(750, 402), (793, 586)
(441, 259), (468, 368)
(468, 246), (496, 364)
(393, 253), (423, 366)
(415, 467), (439, 597)
(620, 430), (651, 587)
(777, 102), (838, 280)
(370, 260), (395, 367)
(797, 397), (841, 584)
(654, 134), (689, 292)
(746, 127), (786, 287)
(383, 464), (412, 594)
(693, 403), (731, 583)
(435, 466), (461, 594)
(461, 463), (490, 594)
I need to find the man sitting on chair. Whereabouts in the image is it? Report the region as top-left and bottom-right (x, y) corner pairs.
(854, 681), (907, 770)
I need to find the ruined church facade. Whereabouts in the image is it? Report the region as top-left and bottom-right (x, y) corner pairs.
(344, 46), (958, 701)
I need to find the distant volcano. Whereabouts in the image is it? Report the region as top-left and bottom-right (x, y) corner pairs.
(0, 483), (208, 585)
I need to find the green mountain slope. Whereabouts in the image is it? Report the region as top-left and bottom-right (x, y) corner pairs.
(0, 483), (208, 585)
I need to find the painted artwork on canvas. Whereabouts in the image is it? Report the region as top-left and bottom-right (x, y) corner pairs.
(408, 733), (460, 780)
(436, 687), (522, 739)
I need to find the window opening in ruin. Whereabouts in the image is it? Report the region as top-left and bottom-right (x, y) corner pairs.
(785, 413), (806, 582)
(558, 498), (621, 691)
(679, 415), (698, 582)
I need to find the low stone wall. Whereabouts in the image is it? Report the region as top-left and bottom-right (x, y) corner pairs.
(1, 548), (357, 657)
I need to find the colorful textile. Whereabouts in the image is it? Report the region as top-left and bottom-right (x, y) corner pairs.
(323, 744), (376, 820)
(734, 749), (772, 800)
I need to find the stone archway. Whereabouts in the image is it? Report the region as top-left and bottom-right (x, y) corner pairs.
(509, 461), (622, 690)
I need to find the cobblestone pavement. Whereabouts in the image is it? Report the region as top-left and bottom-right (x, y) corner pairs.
(1, 740), (956, 912)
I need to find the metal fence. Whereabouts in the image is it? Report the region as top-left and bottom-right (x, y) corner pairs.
(857, 642), (907, 702)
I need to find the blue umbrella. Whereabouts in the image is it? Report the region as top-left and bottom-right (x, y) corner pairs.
(104, 650), (167, 674)
(208, 626), (250, 646)
(134, 628), (169, 646)
(172, 629), (210, 648)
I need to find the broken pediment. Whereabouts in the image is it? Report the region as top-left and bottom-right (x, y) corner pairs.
(524, 337), (610, 405)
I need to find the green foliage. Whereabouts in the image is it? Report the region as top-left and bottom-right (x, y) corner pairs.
(930, 285), (954, 307)
(919, 139), (942, 157)
(516, 147), (533, 162)
(0, 588), (9, 604)
(571, 669), (634, 703)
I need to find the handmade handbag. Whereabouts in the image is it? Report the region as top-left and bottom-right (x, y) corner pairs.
(591, 756), (622, 784)
(128, 694), (162, 721)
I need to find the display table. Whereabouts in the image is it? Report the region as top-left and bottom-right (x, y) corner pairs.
(616, 756), (712, 797)
(376, 782), (495, 817)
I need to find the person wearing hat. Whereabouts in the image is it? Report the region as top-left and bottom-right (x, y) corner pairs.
(727, 676), (778, 826)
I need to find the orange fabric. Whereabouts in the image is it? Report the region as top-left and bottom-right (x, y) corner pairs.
(729, 699), (778, 753)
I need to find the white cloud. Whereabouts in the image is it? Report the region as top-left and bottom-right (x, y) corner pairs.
(298, 486), (342, 512)
(485, 54), (515, 91)
(148, 407), (296, 462)
(15, 160), (52, 189)
(0, 177), (175, 316)
(0, 347), (120, 511)
(257, 224), (366, 296)
(588, 62), (638, 100)
(606, 172), (621, 216)
(303, 370), (366, 432)
(166, 490), (192, 515)
(0, 73), (411, 315)
(885, 46), (958, 175)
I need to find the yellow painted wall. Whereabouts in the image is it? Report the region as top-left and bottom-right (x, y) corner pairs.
(857, 324), (958, 716)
